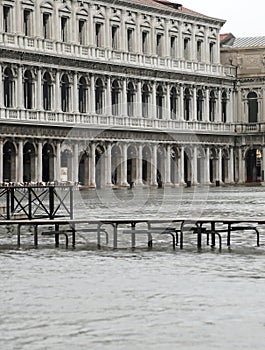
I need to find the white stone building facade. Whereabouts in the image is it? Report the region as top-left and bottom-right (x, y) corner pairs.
(0, 0), (255, 187)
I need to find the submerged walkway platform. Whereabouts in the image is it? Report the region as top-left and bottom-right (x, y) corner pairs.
(0, 217), (264, 250)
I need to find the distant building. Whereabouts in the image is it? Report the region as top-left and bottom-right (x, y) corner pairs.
(221, 34), (265, 182)
(0, 0), (261, 187)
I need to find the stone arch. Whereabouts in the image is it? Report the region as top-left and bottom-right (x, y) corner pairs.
(142, 145), (152, 185)
(3, 141), (17, 182)
(127, 144), (137, 185)
(23, 141), (36, 182)
(42, 142), (55, 182)
(111, 144), (122, 186)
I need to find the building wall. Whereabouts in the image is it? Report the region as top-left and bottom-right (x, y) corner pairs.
(0, 0), (252, 187)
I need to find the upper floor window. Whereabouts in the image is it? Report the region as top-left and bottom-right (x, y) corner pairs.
(43, 72), (52, 111)
(197, 89), (203, 121)
(111, 26), (119, 50)
(78, 76), (88, 113)
(247, 91), (258, 123)
(3, 67), (14, 108)
(209, 42), (215, 63)
(61, 74), (70, 112)
(170, 87), (177, 120)
(111, 80), (120, 116)
(95, 78), (104, 114)
(184, 38), (190, 60)
(23, 9), (32, 36)
(156, 85), (164, 119)
(3, 6), (11, 33)
(184, 88), (191, 121)
(78, 19), (86, 45)
(209, 90), (216, 122)
(127, 82), (135, 117)
(170, 36), (177, 59)
(221, 91), (227, 123)
(24, 70), (34, 109)
(95, 22), (103, 47)
(43, 13), (51, 39)
(127, 28), (134, 53)
(156, 34), (163, 56)
(61, 17), (68, 42)
(142, 31), (149, 54)
(197, 41), (202, 61)
(142, 84), (150, 118)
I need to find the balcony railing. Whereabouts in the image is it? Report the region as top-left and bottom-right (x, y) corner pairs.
(0, 33), (232, 77)
(0, 108), (236, 134)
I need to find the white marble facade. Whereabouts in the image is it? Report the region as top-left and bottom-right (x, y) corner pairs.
(0, 0), (262, 186)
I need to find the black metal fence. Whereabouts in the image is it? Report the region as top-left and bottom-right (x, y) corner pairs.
(0, 185), (73, 220)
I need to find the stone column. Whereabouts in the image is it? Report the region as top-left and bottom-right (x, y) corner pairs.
(165, 145), (172, 186)
(217, 89), (222, 123)
(73, 72), (79, 113)
(179, 146), (185, 185)
(205, 88), (209, 122)
(0, 140), (3, 183)
(238, 148), (244, 183)
(179, 84), (184, 121)
(17, 140), (23, 183)
(17, 65), (23, 109)
(106, 143), (113, 187)
(151, 82), (156, 119)
(136, 80), (142, 118)
(55, 70), (61, 111)
(205, 147), (210, 184)
(37, 141), (43, 182)
(106, 76), (111, 115)
(192, 146), (198, 185)
(121, 143), (128, 186)
(73, 143), (79, 184)
(88, 4), (94, 46)
(193, 86), (197, 121)
(0, 67), (3, 108)
(151, 144), (158, 186)
(37, 68), (42, 110)
(122, 78), (127, 117)
(229, 146), (234, 184)
(90, 74), (95, 114)
(55, 142), (61, 182)
(89, 143), (96, 188)
(135, 144), (143, 186)
(218, 147), (222, 183)
(165, 84), (171, 120)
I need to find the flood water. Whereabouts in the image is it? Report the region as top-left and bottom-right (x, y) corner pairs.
(1, 186), (265, 349)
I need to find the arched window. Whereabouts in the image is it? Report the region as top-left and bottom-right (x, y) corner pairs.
(24, 70), (34, 109)
(170, 87), (177, 120)
(111, 80), (120, 116)
(95, 78), (104, 114)
(3, 67), (14, 108)
(78, 76), (88, 113)
(247, 91), (258, 123)
(221, 91), (227, 123)
(43, 72), (52, 111)
(184, 88), (191, 121)
(197, 89), (203, 121)
(127, 82), (135, 117)
(156, 85), (164, 119)
(209, 90), (216, 122)
(142, 84), (150, 118)
(61, 74), (70, 112)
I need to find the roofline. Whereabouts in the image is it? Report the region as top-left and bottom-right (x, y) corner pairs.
(99, 0), (226, 26)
